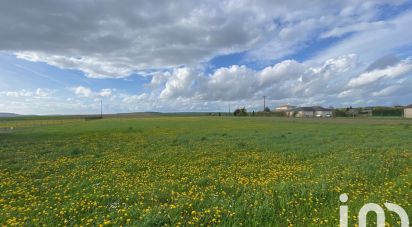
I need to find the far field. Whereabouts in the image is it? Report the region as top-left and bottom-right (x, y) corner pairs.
(1, 116), (412, 226)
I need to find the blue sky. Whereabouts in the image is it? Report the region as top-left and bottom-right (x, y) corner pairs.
(1, 0), (412, 114)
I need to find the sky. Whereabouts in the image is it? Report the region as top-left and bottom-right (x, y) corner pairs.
(1, 0), (412, 115)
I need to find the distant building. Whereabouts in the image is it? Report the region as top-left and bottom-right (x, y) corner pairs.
(358, 107), (373, 116)
(312, 106), (334, 117)
(346, 108), (359, 117)
(275, 104), (296, 112)
(286, 106), (333, 118)
(404, 104), (412, 118)
(294, 107), (315, 117)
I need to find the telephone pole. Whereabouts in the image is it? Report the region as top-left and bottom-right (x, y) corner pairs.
(263, 96), (266, 111)
(100, 99), (103, 118)
(228, 104), (231, 115)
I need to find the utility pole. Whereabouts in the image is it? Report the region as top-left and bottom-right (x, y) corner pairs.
(100, 99), (103, 118)
(228, 104), (231, 115)
(263, 96), (266, 112)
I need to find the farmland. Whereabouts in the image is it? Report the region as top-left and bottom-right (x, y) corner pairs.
(1, 116), (412, 226)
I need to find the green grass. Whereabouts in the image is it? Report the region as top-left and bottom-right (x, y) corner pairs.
(1, 117), (412, 226)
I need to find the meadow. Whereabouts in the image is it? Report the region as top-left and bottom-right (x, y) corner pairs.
(0, 116), (412, 226)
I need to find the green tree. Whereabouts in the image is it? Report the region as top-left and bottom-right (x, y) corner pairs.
(234, 107), (248, 116)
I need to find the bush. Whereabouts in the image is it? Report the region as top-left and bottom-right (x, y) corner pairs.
(234, 107), (248, 116)
(372, 107), (403, 116)
(256, 111), (285, 117)
(334, 109), (346, 117)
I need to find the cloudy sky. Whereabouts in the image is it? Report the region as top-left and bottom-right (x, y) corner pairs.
(1, 0), (412, 114)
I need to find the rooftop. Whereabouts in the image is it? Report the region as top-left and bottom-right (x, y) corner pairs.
(287, 106), (333, 112)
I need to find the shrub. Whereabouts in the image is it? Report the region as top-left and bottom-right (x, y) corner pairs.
(234, 107), (248, 116)
(372, 106), (403, 116)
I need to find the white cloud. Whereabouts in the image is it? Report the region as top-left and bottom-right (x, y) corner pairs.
(245, 1), (408, 63)
(0, 89), (53, 98)
(98, 89), (113, 97)
(371, 85), (402, 97)
(5, 91), (19, 97)
(2, 1), (412, 114)
(200, 65), (256, 101)
(15, 52), (135, 79)
(70, 86), (115, 99)
(348, 58), (412, 87)
(72, 86), (93, 97)
(159, 68), (198, 99)
(337, 89), (354, 98)
(1, 0), (409, 78)
(320, 21), (388, 39)
(122, 93), (150, 104)
(35, 88), (53, 97)
(148, 73), (168, 88)
(314, 9), (412, 64)
(4, 1), (274, 78)
(2, 53), (410, 115)
(153, 54), (359, 102)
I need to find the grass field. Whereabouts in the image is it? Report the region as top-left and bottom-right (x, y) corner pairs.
(1, 116), (412, 226)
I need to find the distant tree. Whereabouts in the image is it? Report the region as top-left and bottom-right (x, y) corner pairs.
(264, 107), (271, 112)
(234, 107), (248, 116)
(372, 106), (402, 116)
(334, 109), (346, 117)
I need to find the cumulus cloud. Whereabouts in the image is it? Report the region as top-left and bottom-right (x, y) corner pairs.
(2, 0), (272, 77)
(122, 93), (150, 104)
(159, 68), (198, 99)
(200, 65), (256, 100)
(4, 91), (21, 97)
(2, 1), (412, 114)
(148, 73), (168, 88)
(99, 89), (113, 97)
(72, 86), (93, 97)
(152, 54), (359, 102)
(35, 88), (53, 97)
(0, 88), (53, 98)
(1, 0), (408, 78)
(71, 86), (115, 99)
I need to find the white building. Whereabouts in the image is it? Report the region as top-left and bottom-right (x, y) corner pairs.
(275, 104), (296, 112)
(312, 106), (333, 117)
(286, 106), (333, 117)
(404, 105), (412, 118)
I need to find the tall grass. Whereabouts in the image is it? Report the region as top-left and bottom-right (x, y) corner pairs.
(0, 117), (411, 226)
